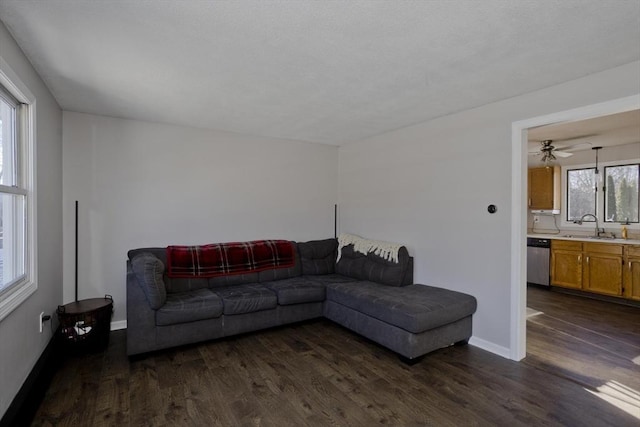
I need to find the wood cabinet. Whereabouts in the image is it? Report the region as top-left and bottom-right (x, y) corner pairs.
(582, 242), (623, 297)
(551, 240), (583, 289)
(528, 166), (560, 210)
(551, 240), (639, 300)
(624, 245), (640, 301)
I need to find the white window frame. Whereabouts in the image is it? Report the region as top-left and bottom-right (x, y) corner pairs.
(560, 158), (640, 231)
(0, 57), (37, 322)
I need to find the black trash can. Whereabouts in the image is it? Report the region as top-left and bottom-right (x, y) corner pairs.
(57, 295), (113, 353)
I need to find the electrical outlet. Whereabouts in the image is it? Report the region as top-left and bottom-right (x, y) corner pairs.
(534, 216), (540, 223)
(39, 312), (45, 333)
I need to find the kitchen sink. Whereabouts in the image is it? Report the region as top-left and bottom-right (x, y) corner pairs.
(560, 234), (619, 240)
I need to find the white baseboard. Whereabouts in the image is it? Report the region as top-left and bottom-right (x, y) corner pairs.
(469, 336), (511, 359)
(110, 320), (127, 331)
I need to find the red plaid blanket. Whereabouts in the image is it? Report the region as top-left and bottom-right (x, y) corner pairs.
(166, 240), (295, 278)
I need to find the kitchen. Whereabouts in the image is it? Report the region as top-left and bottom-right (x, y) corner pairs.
(526, 109), (640, 304)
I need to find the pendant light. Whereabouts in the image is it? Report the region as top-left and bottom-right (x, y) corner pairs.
(593, 146), (603, 187)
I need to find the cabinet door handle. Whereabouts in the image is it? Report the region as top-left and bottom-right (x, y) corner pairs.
(630, 261), (633, 271)
(586, 256), (589, 264)
(578, 255), (582, 263)
(528, 198), (531, 207)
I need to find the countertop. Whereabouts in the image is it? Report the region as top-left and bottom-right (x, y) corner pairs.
(527, 233), (640, 245)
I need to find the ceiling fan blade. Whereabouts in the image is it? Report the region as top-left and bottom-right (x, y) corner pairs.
(554, 133), (598, 143)
(555, 142), (592, 152)
(528, 151), (542, 156)
(554, 151), (573, 158)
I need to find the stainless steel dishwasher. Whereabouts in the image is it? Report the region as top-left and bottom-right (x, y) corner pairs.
(527, 238), (551, 286)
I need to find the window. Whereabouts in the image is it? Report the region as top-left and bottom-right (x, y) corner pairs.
(565, 161), (640, 226)
(567, 168), (596, 222)
(0, 88), (26, 291)
(604, 164), (639, 223)
(0, 59), (36, 321)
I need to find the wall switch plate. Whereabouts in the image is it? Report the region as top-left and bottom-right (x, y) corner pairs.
(39, 311), (45, 333)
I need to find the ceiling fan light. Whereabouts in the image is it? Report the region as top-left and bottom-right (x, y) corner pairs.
(541, 150), (556, 165)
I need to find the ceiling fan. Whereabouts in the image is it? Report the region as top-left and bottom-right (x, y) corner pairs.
(528, 138), (593, 164)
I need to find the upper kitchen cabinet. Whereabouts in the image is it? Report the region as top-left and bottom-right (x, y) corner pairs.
(528, 166), (560, 211)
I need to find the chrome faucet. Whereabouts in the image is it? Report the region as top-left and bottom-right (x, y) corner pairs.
(573, 213), (603, 238)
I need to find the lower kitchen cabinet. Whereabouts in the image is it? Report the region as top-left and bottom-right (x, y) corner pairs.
(551, 240), (639, 301)
(551, 240), (583, 289)
(582, 242), (623, 297)
(624, 245), (640, 301)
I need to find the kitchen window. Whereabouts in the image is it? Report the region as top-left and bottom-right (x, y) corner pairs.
(604, 164), (639, 223)
(567, 168), (596, 222)
(0, 61), (36, 321)
(565, 161), (640, 226)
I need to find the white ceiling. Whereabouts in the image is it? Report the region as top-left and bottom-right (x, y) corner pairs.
(1, 0), (639, 145)
(528, 109), (640, 150)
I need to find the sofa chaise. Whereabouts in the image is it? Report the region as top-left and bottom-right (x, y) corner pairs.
(126, 235), (477, 361)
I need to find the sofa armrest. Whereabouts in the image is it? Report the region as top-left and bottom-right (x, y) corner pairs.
(130, 253), (167, 309)
(403, 257), (414, 286)
(126, 261), (160, 356)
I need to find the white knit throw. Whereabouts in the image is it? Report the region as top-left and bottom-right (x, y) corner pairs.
(337, 233), (402, 263)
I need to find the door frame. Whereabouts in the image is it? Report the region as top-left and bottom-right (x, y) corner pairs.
(509, 94), (640, 361)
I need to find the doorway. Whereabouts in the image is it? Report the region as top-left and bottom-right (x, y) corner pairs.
(510, 94), (640, 361)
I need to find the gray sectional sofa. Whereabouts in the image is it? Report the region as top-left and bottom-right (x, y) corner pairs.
(126, 238), (477, 361)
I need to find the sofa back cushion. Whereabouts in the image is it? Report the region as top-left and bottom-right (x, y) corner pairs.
(166, 240), (296, 278)
(298, 238), (337, 275)
(258, 243), (302, 282)
(336, 244), (412, 287)
(128, 241), (301, 291)
(130, 253), (167, 309)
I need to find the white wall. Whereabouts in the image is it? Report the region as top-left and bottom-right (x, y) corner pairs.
(338, 61), (640, 355)
(62, 112), (338, 323)
(0, 22), (63, 417)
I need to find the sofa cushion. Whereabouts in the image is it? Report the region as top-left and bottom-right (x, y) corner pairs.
(262, 277), (326, 305)
(166, 277), (211, 294)
(131, 253), (167, 310)
(214, 284), (277, 315)
(306, 273), (358, 285)
(336, 245), (411, 287)
(298, 239), (337, 275)
(208, 272), (260, 289)
(156, 288), (223, 326)
(325, 281), (477, 334)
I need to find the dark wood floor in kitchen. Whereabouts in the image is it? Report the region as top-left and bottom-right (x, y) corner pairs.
(31, 287), (640, 426)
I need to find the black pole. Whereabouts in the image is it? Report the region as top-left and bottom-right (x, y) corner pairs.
(75, 200), (78, 302)
(334, 204), (337, 239)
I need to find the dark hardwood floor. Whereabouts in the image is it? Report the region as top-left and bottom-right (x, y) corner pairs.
(525, 286), (640, 423)
(30, 288), (639, 426)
